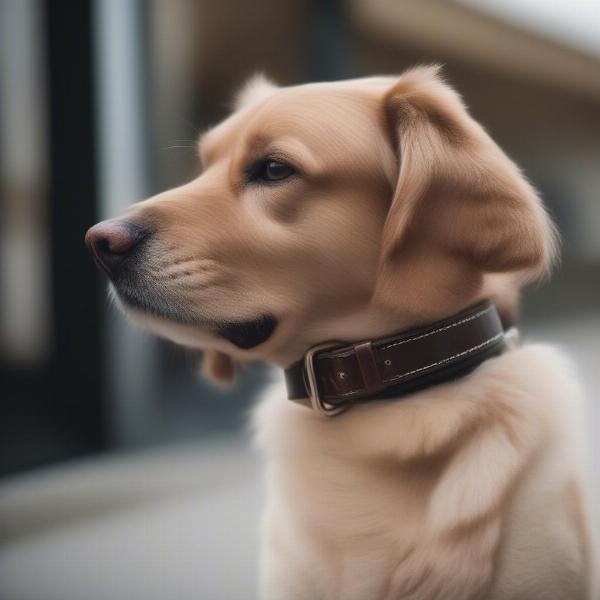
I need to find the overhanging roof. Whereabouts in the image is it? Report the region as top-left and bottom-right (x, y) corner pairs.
(351, 0), (600, 99)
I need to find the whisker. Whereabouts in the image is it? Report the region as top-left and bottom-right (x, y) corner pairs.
(159, 137), (199, 152)
(178, 282), (214, 291)
(170, 255), (198, 266)
(159, 145), (197, 152)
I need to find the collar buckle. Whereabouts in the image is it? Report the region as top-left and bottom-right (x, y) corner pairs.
(303, 342), (347, 416)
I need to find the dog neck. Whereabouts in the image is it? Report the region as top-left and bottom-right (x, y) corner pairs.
(284, 300), (517, 416)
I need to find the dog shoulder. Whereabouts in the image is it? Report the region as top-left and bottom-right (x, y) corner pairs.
(428, 342), (585, 533)
(410, 344), (592, 598)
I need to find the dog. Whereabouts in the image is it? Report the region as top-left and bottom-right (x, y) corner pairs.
(86, 66), (597, 599)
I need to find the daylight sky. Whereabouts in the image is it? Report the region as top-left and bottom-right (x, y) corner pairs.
(460, 0), (600, 57)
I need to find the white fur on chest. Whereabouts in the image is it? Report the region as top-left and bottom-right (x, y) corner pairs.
(253, 345), (595, 600)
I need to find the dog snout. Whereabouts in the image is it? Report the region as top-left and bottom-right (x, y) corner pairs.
(85, 219), (146, 277)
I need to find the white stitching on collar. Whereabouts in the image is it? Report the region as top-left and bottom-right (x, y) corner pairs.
(380, 304), (494, 351)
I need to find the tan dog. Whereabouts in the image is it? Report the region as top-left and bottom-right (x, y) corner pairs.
(86, 66), (597, 599)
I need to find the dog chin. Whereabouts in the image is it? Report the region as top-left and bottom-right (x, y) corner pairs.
(107, 285), (211, 344)
(108, 285), (278, 351)
(109, 282), (197, 324)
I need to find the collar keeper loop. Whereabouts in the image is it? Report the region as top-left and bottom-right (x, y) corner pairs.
(353, 341), (385, 395)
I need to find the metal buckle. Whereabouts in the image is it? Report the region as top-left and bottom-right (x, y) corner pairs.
(504, 327), (521, 350)
(303, 341), (346, 417)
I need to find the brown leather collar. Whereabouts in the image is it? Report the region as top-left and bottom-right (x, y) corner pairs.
(285, 300), (511, 415)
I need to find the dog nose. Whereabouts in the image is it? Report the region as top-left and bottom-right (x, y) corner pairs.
(85, 220), (145, 276)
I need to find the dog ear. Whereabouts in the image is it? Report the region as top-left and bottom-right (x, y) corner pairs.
(201, 350), (237, 387)
(376, 66), (557, 312)
(234, 73), (279, 111)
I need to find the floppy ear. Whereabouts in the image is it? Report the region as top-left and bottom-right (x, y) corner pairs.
(376, 66), (557, 313)
(201, 350), (237, 387)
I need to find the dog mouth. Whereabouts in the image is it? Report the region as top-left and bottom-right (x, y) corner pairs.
(112, 280), (278, 350)
(216, 315), (278, 349)
(111, 281), (196, 323)
(87, 222), (279, 350)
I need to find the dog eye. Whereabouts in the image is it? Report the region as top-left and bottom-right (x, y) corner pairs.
(254, 160), (296, 182)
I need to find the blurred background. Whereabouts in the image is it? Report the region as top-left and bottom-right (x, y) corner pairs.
(1, 0), (599, 598)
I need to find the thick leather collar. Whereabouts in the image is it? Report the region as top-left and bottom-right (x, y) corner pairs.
(285, 300), (513, 415)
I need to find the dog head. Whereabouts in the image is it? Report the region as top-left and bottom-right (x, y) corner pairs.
(86, 67), (556, 382)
